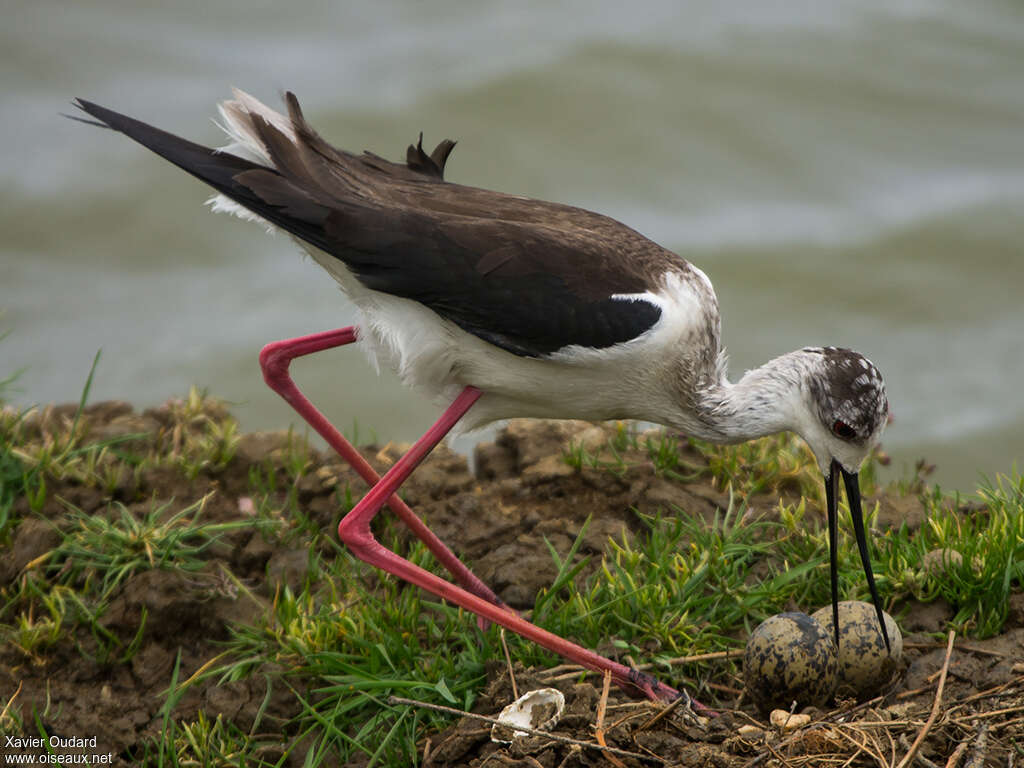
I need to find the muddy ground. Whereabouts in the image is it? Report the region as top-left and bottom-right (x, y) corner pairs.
(1, 399), (1022, 766)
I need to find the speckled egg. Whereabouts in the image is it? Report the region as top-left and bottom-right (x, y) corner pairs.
(743, 612), (838, 713)
(811, 601), (902, 699)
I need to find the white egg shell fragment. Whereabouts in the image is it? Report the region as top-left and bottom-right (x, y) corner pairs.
(490, 687), (566, 744)
(811, 600), (902, 699)
(743, 612), (838, 713)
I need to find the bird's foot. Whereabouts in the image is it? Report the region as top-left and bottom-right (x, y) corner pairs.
(627, 668), (714, 719)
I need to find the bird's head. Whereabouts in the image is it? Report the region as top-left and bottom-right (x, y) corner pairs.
(794, 346), (889, 476)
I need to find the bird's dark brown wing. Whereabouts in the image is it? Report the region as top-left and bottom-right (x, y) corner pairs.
(322, 204), (665, 356)
(74, 95), (672, 356)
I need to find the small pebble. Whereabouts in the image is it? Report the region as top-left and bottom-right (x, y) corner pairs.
(769, 710), (811, 732)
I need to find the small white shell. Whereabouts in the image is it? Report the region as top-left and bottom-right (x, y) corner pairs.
(490, 688), (566, 744)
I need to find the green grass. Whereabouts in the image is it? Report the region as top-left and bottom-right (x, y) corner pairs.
(1, 350), (1021, 766)
(532, 502), (810, 661)
(185, 464), (1022, 765)
(47, 496), (256, 600)
(203, 535), (496, 766)
(877, 472), (1024, 637)
(3, 378), (242, 527)
(0, 421), (27, 541)
(0, 496), (264, 667)
(157, 387), (241, 480)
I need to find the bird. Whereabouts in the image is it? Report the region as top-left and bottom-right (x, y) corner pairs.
(72, 89), (891, 706)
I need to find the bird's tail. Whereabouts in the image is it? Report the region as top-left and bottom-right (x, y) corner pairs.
(71, 98), (272, 208)
(70, 93), (457, 256)
(71, 97), (338, 252)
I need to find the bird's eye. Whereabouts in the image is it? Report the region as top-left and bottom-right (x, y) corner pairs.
(832, 419), (857, 440)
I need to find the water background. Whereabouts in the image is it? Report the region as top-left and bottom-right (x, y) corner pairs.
(3, 0), (1023, 493)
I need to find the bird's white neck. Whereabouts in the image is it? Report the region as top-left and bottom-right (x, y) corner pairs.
(687, 352), (811, 443)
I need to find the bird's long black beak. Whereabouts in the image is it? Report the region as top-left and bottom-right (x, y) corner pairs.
(826, 459), (892, 653)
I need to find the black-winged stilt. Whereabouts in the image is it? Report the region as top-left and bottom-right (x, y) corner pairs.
(72, 90), (890, 705)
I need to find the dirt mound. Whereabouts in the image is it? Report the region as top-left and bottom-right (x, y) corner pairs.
(1, 398), (1021, 766)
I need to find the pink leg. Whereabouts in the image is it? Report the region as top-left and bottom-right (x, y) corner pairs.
(336, 383), (704, 706)
(261, 327), (705, 706)
(259, 327), (508, 615)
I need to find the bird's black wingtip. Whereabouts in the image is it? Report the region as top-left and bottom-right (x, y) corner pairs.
(71, 97), (94, 114)
(72, 97), (114, 121)
(63, 98), (115, 129)
(61, 109), (110, 130)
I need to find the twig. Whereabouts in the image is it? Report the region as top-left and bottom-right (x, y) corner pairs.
(942, 740), (967, 768)
(895, 630), (956, 768)
(595, 670), (627, 768)
(595, 670), (611, 735)
(764, 737), (796, 768)
(387, 695), (665, 764)
(634, 649), (744, 669)
(706, 681), (744, 696)
(881, 721), (897, 768)
(951, 704), (1024, 723)
(741, 728), (808, 767)
(963, 722), (988, 768)
(540, 649), (742, 681)
(896, 685), (940, 701)
(826, 682), (935, 726)
(607, 708), (656, 734)
(1, 680), (22, 723)
(911, 751), (942, 768)
(990, 714), (1024, 732)
(638, 692), (690, 732)
(499, 628), (518, 701)
(948, 674), (1024, 710)
(540, 663), (585, 677)
(903, 640), (1010, 658)
(862, 725), (890, 768)
(742, 696), (934, 768)
(554, 746), (584, 768)
(543, 669), (597, 683)
(605, 701), (654, 712)
(846, 720), (923, 729)
(830, 725), (874, 766)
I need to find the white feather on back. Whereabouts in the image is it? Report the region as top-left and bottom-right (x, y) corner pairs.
(203, 92), (467, 404)
(207, 89), (295, 232)
(214, 88), (293, 162)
